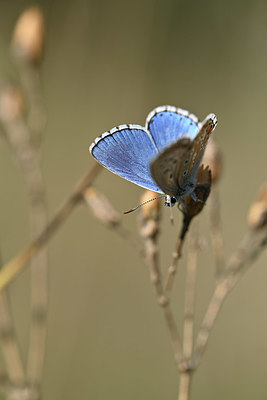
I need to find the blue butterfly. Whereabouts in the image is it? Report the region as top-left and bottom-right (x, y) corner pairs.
(89, 105), (217, 209)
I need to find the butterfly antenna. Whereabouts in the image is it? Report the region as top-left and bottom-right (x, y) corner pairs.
(124, 195), (166, 214)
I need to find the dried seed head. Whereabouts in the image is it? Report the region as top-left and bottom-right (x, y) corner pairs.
(140, 190), (161, 220)
(0, 82), (24, 122)
(83, 187), (120, 228)
(182, 165), (212, 218)
(179, 166), (212, 239)
(12, 7), (45, 64)
(247, 183), (267, 230)
(202, 138), (222, 184)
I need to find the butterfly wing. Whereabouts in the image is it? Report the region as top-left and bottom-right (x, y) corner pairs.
(150, 138), (193, 196)
(177, 113), (217, 188)
(146, 105), (200, 152)
(90, 124), (163, 193)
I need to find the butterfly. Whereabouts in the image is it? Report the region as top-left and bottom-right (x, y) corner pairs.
(89, 105), (217, 210)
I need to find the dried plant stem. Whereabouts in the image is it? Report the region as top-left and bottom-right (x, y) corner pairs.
(4, 114), (48, 388)
(0, 253), (24, 385)
(165, 236), (185, 295)
(145, 235), (182, 361)
(177, 230), (198, 400)
(182, 231), (198, 361)
(16, 62), (46, 147)
(0, 163), (102, 292)
(192, 229), (267, 368)
(139, 209), (183, 362)
(209, 188), (225, 277)
(0, 294), (24, 384)
(17, 65), (47, 387)
(178, 371), (192, 400)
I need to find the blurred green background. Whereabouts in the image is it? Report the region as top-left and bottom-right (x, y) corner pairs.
(0, 0), (267, 399)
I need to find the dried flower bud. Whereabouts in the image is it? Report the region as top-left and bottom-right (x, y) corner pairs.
(83, 187), (120, 228)
(202, 138), (222, 184)
(0, 82), (24, 122)
(180, 166), (211, 239)
(140, 190), (161, 220)
(12, 7), (45, 64)
(247, 183), (267, 230)
(182, 165), (212, 218)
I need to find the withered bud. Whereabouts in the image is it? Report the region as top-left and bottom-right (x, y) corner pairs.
(83, 187), (120, 228)
(202, 138), (222, 184)
(180, 166), (211, 239)
(182, 165), (212, 218)
(12, 7), (45, 64)
(247, 183), (267, 230)
(0, 82), (24, 122)
(140, 190), (161, 220)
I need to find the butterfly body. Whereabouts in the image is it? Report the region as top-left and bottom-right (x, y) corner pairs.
(89, 105), (217, 208)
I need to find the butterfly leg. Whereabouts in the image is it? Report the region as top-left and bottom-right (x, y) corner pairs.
(191, 191), (204, 203)
(177, 199), (186, 213)
(196, 182), (210, 187)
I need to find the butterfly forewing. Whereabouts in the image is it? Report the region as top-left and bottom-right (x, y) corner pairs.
(146, 105), (200, 153)
(177, 114), (217, 188)
(90, 125), (163, 193)
(150, 138), (193, 196)
(89, 107), (217, 204)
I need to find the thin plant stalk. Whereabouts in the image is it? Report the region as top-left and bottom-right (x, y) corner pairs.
(165, 236), (185, 295)
(0, 256), (24, 385)
(1, 105), (48, 387)
(192, 229), (267, 368)
(178, 228), (198, 400)
(209, 188), (225, 278)
(0, 163), (102, 292)
(178, 371), (191, 400)
(138, 204), (183, 362)
(144, 232), (182, 361)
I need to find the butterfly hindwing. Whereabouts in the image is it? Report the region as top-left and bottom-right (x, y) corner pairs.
(146, 105), (200, 153)
(177, 113), (217, 188)
(150, 138), (193, 196)
(90, 125), (163, 193)
(89, 107), (217, 203)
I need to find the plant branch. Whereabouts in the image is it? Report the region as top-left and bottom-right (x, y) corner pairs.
(138, 209), (183, 362)
(177, 229), (198, 400)
(192, 229), (267, 368)
(0, 163), (102, 293)
(209, 188), (225, 278)
(0, 255), (24, 385)
(165, 236), (185, 295)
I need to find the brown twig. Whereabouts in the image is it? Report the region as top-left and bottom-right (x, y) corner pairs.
(178, 371), (192, 400)
(165, 236), (185, 295)
(209, 188), (225, 278)
(1, 88), (48, 389)
(0, 255), (24, 386)
(0, 162), (102, 293)
(146, 235), (182, 360)
(138, 203), (182, 362)
(15, 61), (47, 387)
(192, 229), (267, 368)
(182, 232), (198, 361)
(177, 229), (198, 400)
(16, 62), (46, 148)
